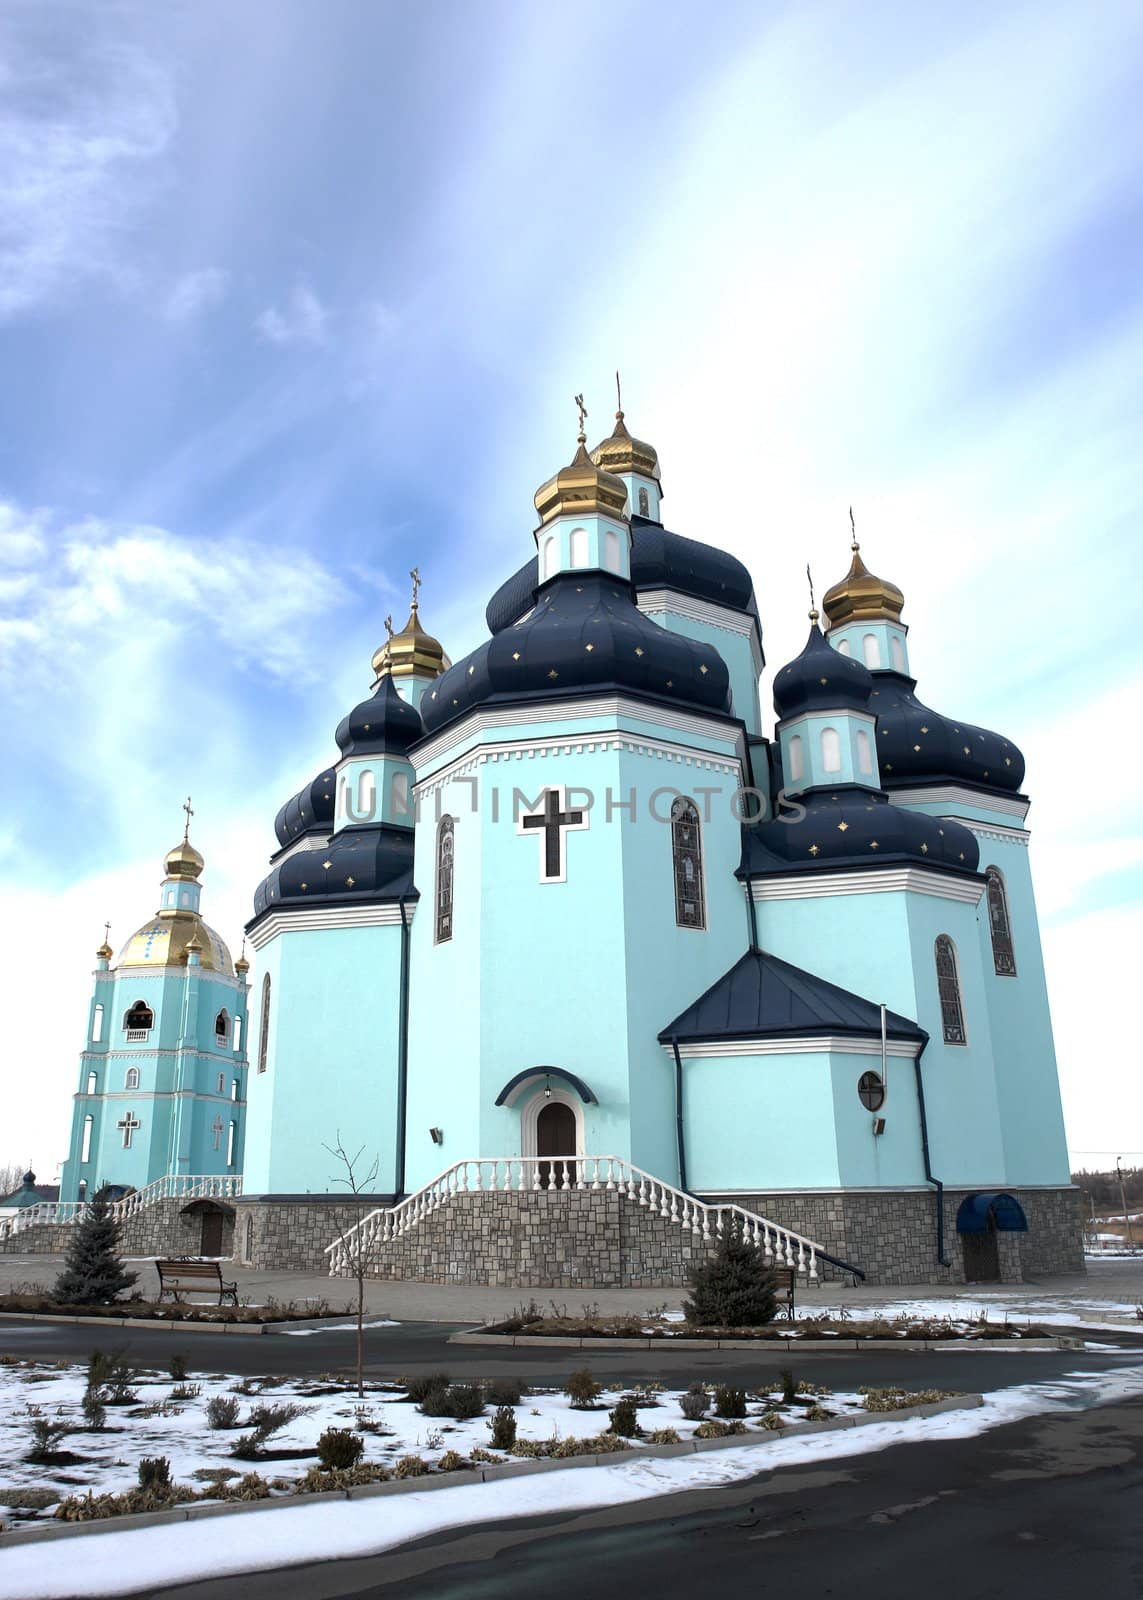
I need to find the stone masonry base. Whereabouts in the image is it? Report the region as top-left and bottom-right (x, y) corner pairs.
(0, 1198), (235, 1270)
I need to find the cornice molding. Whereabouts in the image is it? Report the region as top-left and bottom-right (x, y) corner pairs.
(414, 728), (743, 799)
(248, 902), (416, 949)
(667, 1036), (923, 1060)
(636, 589), (764, 674)
(887, 785), (1029, 821)
(751, 867), (985, 904)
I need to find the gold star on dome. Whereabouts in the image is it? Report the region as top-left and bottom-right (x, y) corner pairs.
(958, 851), (965, 860)
(512, 652), (521, 661)
(819, 676), (829, 686)
(363, 723), (370, 732)
(885, 764), (893, 771)
(913, 744), (921, 752)
(300, 882), (308, 891)
(808, 844), (820, 856)
(548, 669), (558, 679)
(837, 821), (849, 832)
(920, 726), (929, 734)
(666, 679), (673, 688)
(346, 876), (355, 887)
(1005, 757), (1012, 766)
(870, 840), (879, 850)
(322, 860), (332, 870)
(468, 665), (475, 675)
(584, 643), (594, 652)
(963, 745), (971, 755)
(699, 664), (708, 675)
(634, 647), (644, 656)
(921, 843), (928, 853)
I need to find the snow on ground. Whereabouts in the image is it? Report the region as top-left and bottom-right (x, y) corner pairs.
(657, 1292), (1142, 1333)
(282, 1319), (399, 1337)
(3, 1362), (1143, 1600)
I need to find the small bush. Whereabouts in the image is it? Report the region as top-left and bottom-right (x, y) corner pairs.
(693, 1419), (748, 1439)
(169, 1382), (201, 1401)
(444, 1383), (485, 1421)
(679, 1382), (709, 1422)
(713, 1385), (747, 1419)
(860, 1387), (957, 1413)
(565, 1368), (602, 1408)
(437, 1450), (469, 1472)
(231, 1402), (307, 1458)
(0, 1485), (59, 1510)
(803, 1404), (833, 1421)
(214, 1472), (273, 1502)
(757, 1412), (786, 1431)
(394, 1453), (429, 1479)
(585, 1433), (631, 1455)
(779, 1368), (798, 1404)
(206, 1395), (242, 1430)
(296, 1462), (391, 1493)
(488, 1405), (517, 1450)
(82, 1389), (106, 1431)
(317, 1428), (364, 1471)
(684, 1230), (779, 1328)
(484, 1377), (527, 1407)
(609, 1396), (640, 1438)
(403, 1372), (450, 1403)
(469, 1446), (500, 1464)
(648, 1427), (681, 1445)
(27, 1416), (69, 1462)
(511, 1438), (548, 1458)
(138, 1457), (172, 1492)
(169, 1354), (189, 1382)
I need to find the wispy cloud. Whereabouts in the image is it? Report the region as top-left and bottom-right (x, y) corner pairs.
(255, 282), (329, 347)
(163, 266), (228, 322)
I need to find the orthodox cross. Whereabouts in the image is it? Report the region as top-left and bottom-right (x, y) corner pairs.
(806, 563), (817, 621)
(103, 921), (111, 946)
(383, 613), (394, 643)
(518, 788), (589, 883)
(849, 504), (858, 551)
(118, 1112), (140, 1149)
(409, 566), (421, 610)
(182, 795), (194, 841)
(574, 393), (587, 438)
(615, 370), (622, 413)
(212, 1114), (225, 1151)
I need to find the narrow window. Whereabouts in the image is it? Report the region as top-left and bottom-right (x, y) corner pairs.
(233, 1015), (243, 1052)
(821, 727), (842, 772)
(212, 1114), (224, 1151)
(890, 634), (906, 672)
(435, 815), (455, 943)
(787, 734), (805, 782)
(542, 536), (557, 581)
(217, 1071), (225, 1093)
(569, 526), (588, 569)
(231, 1077), (239, 1102)
(856, 727), (873, 774)
(604, 528), (621, 572)
(862, 633), (880, 669)
(180, 889), (190, 907)
(935, 935), (967, 1045)
(123, 1000), (154, 1041)
(638, 487), (649, 517)
(91, 1004), (104, 1043)
(391, 769), (410, 818)
(671, 797), (706, 931)
(837, 638), (851, 657)
(77, 1180), (87, 1201)
(227, 1120), (237, 1167)
(86, 1070), (98, 1095)
(124, 1067), (139, 1090)
(985, 867), (1017, 976)
(257, 974), (271, 1072)
(80, 1116), (93, 1163)
(215, 1008), (229, 1042)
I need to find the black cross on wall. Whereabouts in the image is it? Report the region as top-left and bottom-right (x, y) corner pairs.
(519, 788), (588, 882)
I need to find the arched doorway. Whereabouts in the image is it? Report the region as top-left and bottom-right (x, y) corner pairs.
(180, 1199), (235, 1258)
(537, 1101), (577, 1189)
(957, 1192), (1027, 1283)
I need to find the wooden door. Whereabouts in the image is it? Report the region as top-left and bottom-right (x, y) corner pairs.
(962, 1214), (1000, 1282)
(537, 1102), (577, 1190)
(200, 1211), (225, 1257)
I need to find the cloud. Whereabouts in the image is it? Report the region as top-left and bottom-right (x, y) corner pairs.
(255, 283), (329, 347)
(0, 18), (176, 318)
(163, 267), (228, 322)
(0, 501), (48, 564)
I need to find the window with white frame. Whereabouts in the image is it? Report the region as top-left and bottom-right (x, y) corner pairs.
(542, 536), (557, 581)
(227, 1120), (237, 1167)
(890, 634), (906, 672)
(638, 487), (650, 517)
(123, 999), (154, 1041)
(217, 1071), (225, 1093)
(435, 815), (455, 943)
(671, 797), (706, 930)
(231, 1077), (239, 1102)
(233, 1014), (243, 1052)
(391, 769), (410, 818)
(787, 734), (805, 782)
(86, 1070), (98, 1095)
(935, 935), (967, 1044)
(215, 1008), (229, 1043)
(91, 1004), (104, 1043)
(569, 526), (588, 568)
(124, 1067), (139, 1090)
(821, 727), (842, 772)
(856, 727), (873, 774)
(80, 1116), (93, 1163)
(257, 974), (271, 1072)
(837, 637), (851, 656)
(862, 633), (881, 669)
(604, 528), (621, 572)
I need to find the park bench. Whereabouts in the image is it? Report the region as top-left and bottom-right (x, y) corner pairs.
(155, 1257), (238, 1307)
(772, 1265), (797, 1322)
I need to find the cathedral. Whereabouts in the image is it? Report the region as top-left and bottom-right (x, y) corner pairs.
(48, 402), (1082, 1286)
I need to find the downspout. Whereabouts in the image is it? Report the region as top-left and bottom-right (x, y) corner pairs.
(912, 1043), (949, 1267)
(744, 880), (760, 954)
(670, 1038), (688, 1192)
(396, 895), (411, 1201)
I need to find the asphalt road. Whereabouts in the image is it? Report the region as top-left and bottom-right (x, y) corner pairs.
(139, 1388), (1143, 1600)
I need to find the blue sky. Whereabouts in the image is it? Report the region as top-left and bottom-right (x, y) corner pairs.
(2, 0), (1142, 1178)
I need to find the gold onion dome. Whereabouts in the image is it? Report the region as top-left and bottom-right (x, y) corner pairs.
(164, 838), (205, 880)
(534, 431), (629, 527)
(116, 914), (234, 975)
(372, 570), (449, 682)
(590, 410), (659, 481)
(822, 541), (905, 627)
(96, 934), (113, 960)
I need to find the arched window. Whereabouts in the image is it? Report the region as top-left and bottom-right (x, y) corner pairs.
(217, 1071), (225, 1093)
(391, 769), (410, 818)
(856, 728), (873, 775)
(123, 1000), (154, 1040)
(569, 526), (588, 569)
(890, 634), (906, 672)
(638, 487), (650, 517)
(542, 536), (557, 581)
(837, 637), (851, 657)
(257, 974), (271, 1073)
(985, 867), (1017, 976)
(345, 768), (375, 823)
(671, 797), (706, 930)
(231, 1077), (239, 1101)
(124, 1067), (139, 1090)
(86, 1070), (98, 1095)
(935, 935), (967, 1045)
(215, 1008), (229, 1042)
(787, 734), (805, 782)
(227, 1120), (237, 1167)
(821, 727), (842, 773)
(862, 633), (881, 669)
(80, 1116), (93, 1164)
(91, 1004), (104, 1043)
(233, 1014), (243, 1052)
(435, 815), (455, 943)
(604, 528), (621, 573)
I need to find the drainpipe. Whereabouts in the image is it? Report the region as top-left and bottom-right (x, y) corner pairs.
(912, 1044), (949, 1267)
(670, 1038), (688, 1192)
(744, 881), (760, 954)
(396, 894), (412, 1201)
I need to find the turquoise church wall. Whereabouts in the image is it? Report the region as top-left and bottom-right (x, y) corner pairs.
(684, 1052), (840, 1190)
(643, 609), (762, 737)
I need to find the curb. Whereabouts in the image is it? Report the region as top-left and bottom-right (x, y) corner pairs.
(450, 1331), (1081, 1352)
(0, 1312), (354, 1337)
(0, 1394), (983, 1547)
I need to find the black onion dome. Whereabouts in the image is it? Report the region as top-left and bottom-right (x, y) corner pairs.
(485, 516), (759, 634)
(274, 767), (336, 849)
(335, 673), (423, 757)
(773, 622), (874, 720)
(422, 570), (732, 736)
(738, 787), (980, 877)
(251, 825), (416, 922)
(868, 674), (1025, 793)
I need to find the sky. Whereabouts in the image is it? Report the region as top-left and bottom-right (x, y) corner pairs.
(1, 0), (1141, 1182)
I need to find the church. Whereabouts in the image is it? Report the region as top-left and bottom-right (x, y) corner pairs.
(45, 400), (1082, 1286)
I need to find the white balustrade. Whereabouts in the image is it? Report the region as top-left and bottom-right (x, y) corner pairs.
(0, 1174), (243, 1238)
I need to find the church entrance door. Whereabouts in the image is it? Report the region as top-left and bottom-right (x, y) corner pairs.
(962, 1214), (1000, 1282)
(200, 1211), (225, 1257)
(537, 1102), (577, 1190)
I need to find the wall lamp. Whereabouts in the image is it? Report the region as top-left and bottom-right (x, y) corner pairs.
(429, 1127), (444, 1146)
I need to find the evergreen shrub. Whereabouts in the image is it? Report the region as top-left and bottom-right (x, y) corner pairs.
(683, 1230), (778, 1328)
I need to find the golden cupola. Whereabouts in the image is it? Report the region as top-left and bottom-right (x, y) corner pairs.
(116, 806), (235, 976)
(534, 424), (629, 527)
(591, 408), (659, 483)
(822, 538), (905, 628)
(163, 837), (205, 880)
(371, 568), (450, 685)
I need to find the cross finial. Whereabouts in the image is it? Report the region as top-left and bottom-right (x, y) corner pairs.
(182, 795), (194, 841)
(103, 920), (111, 944)
(409, 566), (421, 611)
(574, 393), (587, 442)
(615, 370), (623, 417)
(807, 563), (819, 624)
(383, 613), (394, 643)
(849, 504), (859, 553)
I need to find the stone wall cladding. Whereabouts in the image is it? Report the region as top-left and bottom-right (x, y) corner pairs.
(0, 1200), (235, 1267)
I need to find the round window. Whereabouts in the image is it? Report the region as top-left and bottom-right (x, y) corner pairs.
(857, 1071), (885, 1112)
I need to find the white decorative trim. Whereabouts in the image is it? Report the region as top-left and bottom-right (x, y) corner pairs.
(519, 1087), (585, 1159)
(751, 868), (984, 904)
(636, 590), (764, 676)
(887, 786), (1029, 821)
(414, 695), (742, 774)
(271, 833), (333, 867)
(962, 821), (1030, 846)
(668, 1036), (922, 1060)
(516, 785), (589, 884)
(248, 903), (416, 949)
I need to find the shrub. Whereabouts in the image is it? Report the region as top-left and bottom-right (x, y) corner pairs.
(206, 1395), (242, 1429)
(214, 1472), (273, 1502)
(169, 1354), (189, 1382)
(586, 1433), (631, 1454)
(565, 1368), (602, 1408)
(608, 1396), (640, 1438)
(684, 1230), (778, 1328)
(511, 1438), (548, 1458)
(679, 1382), (709, 1421)
(780, 1368), (798, 1405)
(488, 1405), (517, 1450)
(231, 1402), (307, 1458)
(756, 1412), (786, 1431)
(469, 1446), (500, 1464)
(437, 1450), (469, 1472)
(0, 1485), (59, 1511)
(648, 1427), (681, 1445)
(403, 1372), (450, 1403)
(693, 1419), (748, 1439)
(317, 1428), (364, 1471)
(27, 1417), (69, 1463)
(803, 1404), (833, 1421)
(714, 1385), (747, 1419)
(296, 1463), (391, 1493)
(444, 1383), (485, 1421)
(484, 1377), (527, 1407)
(860, 1387), (956, 1413)
(138, 1457), (172, 1492)
(394, 1453), (429, 1479)
(169, 1383), (201, 1401)
(82, 1389), (106, 1431)
(51, 1196), (138, 1307)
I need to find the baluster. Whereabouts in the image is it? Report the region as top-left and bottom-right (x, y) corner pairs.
(472, 1162), (483, 1191)
(605, 1158), (616, 1192)
(807, 1248), (818, 1282)
(556, 1159), (567, 1192)
(783, 1233), (795, 1267)
(516, 1160), (526, 1191)
(701, 1208), (711, 1242)
(691, 1203), (702, 1236)
(532, 1161), (541, 1191)
(460, 1163), (471, 1192)
(762, 1225), (774, 1262)
(795, 1241), (806, 1275)
(501, 1161), (511, 1191)
(591, 1158), (602, 1191)
(637, 1177), (648, 1207)
(669, 1191), (679, 1224)
(626, 1173), (637, 1201)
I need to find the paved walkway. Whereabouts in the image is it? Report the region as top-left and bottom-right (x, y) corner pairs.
(2, 1255), (1140, 1326)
